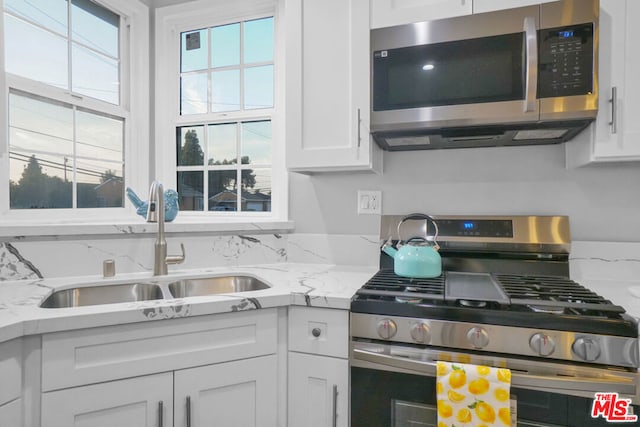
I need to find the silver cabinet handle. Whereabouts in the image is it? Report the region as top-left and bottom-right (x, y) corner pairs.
(523, 16), (538, 113)
(158, 401), (163, 427)
(186, 396), (192, 427)
(332, 384), (338, 427)
(610, 86), (618, 134)
(357, 108), (362, 148)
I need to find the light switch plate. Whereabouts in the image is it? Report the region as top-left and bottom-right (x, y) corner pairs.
(357, 190), (382, 215)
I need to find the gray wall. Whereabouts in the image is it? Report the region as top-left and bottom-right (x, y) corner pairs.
(289, 142), (640, 242)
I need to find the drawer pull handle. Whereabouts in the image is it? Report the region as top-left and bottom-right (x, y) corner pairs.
(158, 401), (163, 427)
(186, 396), (192, 427)
(312, 328), (322, 337)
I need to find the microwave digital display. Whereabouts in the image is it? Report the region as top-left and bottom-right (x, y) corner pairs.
(538, 23), (594, 99)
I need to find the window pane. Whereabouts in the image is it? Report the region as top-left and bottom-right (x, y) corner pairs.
(211, 69), (240, 112)
(72, 44), (119, 104)
(4, 14), (68, 89)
(181, 29), (208, 72)
(244, 66), (273, 109)
(208, 170), (237, 211)
(4, 0), (68, 35)
(177, 126), (205, 166)
(71, 0), (119, 58)
(181, 73), (208, 115)
(241, 121), (270, 165)
(9, 153), (72, 209)
(211, 23), (239, 68)
(242, 169), (270, 212)
(244, 17), (273, 64)
(9, 92), (73, 167)
(76, 110), (123, 162)
(77, 158), (123, 208)
(177, 171), (204, 211)
(208, 123), (237, 165)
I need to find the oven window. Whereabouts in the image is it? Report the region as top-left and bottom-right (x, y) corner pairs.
(373, 33), (525, 111)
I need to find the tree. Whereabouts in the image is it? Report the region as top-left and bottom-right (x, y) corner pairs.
(101, 169), (119, 183)
(179, 129), (204, 166)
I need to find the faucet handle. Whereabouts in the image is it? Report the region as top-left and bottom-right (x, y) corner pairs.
(166, 243), (186, 265)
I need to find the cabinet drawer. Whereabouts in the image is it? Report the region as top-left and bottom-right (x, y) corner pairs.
(42, 309), (278, 391)
(288, 307), (348, 358)
(0, 338), (22, 406)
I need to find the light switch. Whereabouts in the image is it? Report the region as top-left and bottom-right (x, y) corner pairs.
(357, 190), (382, 215)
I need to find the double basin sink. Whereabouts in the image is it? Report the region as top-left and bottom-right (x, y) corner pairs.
(40, 275), (271, 309)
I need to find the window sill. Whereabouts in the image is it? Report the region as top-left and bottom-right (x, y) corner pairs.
(0, 217), (294, 239)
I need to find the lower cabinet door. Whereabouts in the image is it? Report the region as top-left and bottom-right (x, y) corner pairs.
(41, 372), (173, 427)
(0, 399), (21, 427)
(174, 355), (277, 427)
(289, 352), (349, 427)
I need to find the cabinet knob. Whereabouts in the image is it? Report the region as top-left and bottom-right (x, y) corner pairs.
(312, 327), (322, 337)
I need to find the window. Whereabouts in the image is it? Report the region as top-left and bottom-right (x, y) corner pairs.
(1, 0), (149, 219)
(176, 16), (274, 213)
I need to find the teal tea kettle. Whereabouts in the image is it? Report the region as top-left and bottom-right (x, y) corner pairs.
(382, 214), (442, 278)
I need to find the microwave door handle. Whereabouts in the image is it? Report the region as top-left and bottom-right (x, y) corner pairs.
(523, 16), (538, 113)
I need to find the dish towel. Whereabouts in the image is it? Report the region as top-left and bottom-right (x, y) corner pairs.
(436, 361), (512, 426)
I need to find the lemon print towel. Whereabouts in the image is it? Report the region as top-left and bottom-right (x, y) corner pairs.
(436, 361), (511, 426)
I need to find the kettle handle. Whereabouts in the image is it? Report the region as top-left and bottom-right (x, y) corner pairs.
(397, 213), (439, 247)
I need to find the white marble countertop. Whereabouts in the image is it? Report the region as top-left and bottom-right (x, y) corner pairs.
(2, 262), (640, 346)
(0, 263), (377, 344)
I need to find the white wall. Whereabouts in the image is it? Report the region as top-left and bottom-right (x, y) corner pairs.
(289, 142), (640, 242)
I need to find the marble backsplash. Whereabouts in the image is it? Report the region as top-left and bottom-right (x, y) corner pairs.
(0, 232), (381, 281)
(1, 233), (638, 283)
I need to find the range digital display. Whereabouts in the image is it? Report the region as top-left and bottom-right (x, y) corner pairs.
(438, 219), (513, 238)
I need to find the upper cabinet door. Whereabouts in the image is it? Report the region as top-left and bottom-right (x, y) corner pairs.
(473, 0), (558, 14)
(371, 0), (472, 29)
(566, 0), (640, 165)
(286, 0), (382, 173)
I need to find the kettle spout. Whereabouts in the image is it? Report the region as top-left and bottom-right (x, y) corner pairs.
(382, 239), (397, 258)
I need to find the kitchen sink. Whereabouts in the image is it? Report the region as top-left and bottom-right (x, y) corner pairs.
(168, 275), (270, 298)
(40, 283), (164, 308)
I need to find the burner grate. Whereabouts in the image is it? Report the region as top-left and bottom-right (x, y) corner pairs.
(495, 274), (626, 315)
(355, 269), (444, 303)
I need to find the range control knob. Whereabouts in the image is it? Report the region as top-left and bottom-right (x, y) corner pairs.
(376, 318), (397, 340)
(467, 327), (489, 349)
(529, 333), (556, 356)
(410, 322), (431, 343)
(572, 337), (601, 361)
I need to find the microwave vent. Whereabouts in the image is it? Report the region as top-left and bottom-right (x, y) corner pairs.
(513, 129), (569, 140)
(386, 136), (432, 147)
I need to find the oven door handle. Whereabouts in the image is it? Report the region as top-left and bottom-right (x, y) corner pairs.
(352, 348), (636, 395)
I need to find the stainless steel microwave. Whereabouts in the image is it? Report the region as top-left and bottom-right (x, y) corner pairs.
(370, 0), (599, 150)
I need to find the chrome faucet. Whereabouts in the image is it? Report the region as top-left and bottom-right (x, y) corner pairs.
(146, 180), (185, 275)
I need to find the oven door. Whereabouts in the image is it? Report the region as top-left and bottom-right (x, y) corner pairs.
(351, 341), (638, 427)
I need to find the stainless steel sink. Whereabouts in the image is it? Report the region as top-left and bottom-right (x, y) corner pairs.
(40, 283), (164, 308)
(168, 275), (270, 298)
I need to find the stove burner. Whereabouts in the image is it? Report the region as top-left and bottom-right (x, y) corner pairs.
(394, 286), (423, 303)
(527, 304), (565, 314)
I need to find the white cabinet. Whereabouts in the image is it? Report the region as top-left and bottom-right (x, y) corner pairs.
(0, 338), (22, 427)
(42, 373), (173, 427)
(371, 0), (471, 29)
(286, 0), (382, 173)
(0, 399), (21, 427)
(289, 353), (348, 427)
(473, 0), (557, 14)
(566, 0), (640, 165)
(288, 307), (349, 427)
(39, 309), (279, 427)
(175, 355), (277, 427)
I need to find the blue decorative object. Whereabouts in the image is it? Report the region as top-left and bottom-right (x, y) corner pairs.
(126, 187), (179, 222)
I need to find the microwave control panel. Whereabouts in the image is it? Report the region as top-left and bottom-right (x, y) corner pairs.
(538, 23), (594, 98)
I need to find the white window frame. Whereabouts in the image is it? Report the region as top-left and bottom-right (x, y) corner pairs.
(0, 0), (150, 228)
(154, 0), (288, 225)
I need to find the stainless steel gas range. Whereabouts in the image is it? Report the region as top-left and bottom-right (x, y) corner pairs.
(350, 215), (639, 427)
